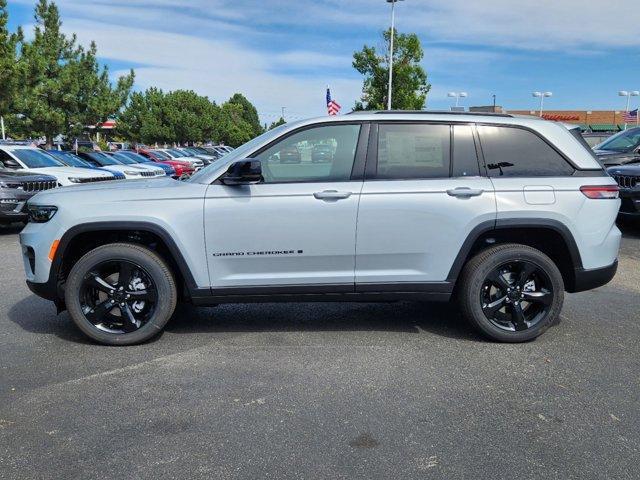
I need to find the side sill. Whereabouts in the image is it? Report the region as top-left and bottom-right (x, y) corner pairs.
(191, 291), (451, 305)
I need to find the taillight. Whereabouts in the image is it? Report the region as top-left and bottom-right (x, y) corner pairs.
(580, 185), (620, 199)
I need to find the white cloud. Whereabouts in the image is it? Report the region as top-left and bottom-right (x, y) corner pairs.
(61, 19), (361, 120)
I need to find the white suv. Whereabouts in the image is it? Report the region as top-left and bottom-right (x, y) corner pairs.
(20, 112), (621, 345)
(0, 145), (115, 185)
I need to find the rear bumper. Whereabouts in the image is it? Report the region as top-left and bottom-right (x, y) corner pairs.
(569, 260), (618, 293)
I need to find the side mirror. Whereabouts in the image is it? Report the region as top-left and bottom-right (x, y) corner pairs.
(221, 159), (262, 185)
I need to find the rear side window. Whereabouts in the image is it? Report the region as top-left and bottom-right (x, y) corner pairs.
(478, 125), (574, 177)
(452, 125), (480, 177)
(374, 124), (450, 179)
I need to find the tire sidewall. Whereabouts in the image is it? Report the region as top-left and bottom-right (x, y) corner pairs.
(65, 244), (177, 345)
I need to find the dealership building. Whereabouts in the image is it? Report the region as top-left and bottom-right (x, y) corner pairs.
(470, 106), (635, 132)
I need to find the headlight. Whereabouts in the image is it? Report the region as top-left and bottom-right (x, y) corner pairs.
(124, 170), (141, 176)
(68, 177), (84, 183)
(27, 205), (57, 223)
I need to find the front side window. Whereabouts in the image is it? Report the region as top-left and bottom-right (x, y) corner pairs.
(478, 125), (574, 177)
(373, 124), (450, 179)
(253, 124), (361, 183)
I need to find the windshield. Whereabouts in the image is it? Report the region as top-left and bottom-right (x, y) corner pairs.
(150, 150), (171, 160)
(596, 127), (640, 153)
(85, 152), (121, 166)
(11, 149), (64, 168)
(120, 151), (148, 163)
(189, 123), (290, 183)
(49, 151), (91, 168)
(110, 152), (137, 165)
(167, 149), (187, 158)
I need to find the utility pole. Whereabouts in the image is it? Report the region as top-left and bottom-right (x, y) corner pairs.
(0, 116), (5, 140)
(281, 107), (286, 120)
(386, 0), (405, 110)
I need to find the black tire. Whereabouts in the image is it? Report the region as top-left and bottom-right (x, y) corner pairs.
(458, 243), (564, 343)
(65, 243), (177, 345)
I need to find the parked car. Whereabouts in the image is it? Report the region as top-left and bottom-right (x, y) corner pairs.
(47, 150), (126, 180)
(109, 151), (175, 177)
(0, 169), (58, 225)
(176, 147), (215, 164)
(21, 112), (620, 345)
(607, 163), (640, 218)
(279, 144), (301, 163)
(136, 149), (194, 179)
(201, 146), (226, 159)
(0, 145), (115, 186)
(155, 148), (204, 171)
(105, 151), (173, 177)
(593, 126), (640, 166)
(311, 144), (334, 163)
(77, 151), (164, 179)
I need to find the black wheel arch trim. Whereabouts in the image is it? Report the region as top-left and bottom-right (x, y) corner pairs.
(40, 221), (200, 302)
(446, 218), (584, 285)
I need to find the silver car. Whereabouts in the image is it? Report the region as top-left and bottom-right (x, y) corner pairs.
(20, 112), (620, 345)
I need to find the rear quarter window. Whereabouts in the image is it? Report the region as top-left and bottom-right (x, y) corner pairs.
(478, 125), (574, 177)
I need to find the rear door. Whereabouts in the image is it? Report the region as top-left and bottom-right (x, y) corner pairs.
(355, 122), (496, 288)
(204, 122), (368, 291)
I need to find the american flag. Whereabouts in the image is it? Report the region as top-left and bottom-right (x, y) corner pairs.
(326, 88), (341, 116)
(623, 109), (638, 123)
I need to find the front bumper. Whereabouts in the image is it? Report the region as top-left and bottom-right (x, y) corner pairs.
(0, 200), (28, 222)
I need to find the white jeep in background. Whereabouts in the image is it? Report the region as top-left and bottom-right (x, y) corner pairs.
(20, 112), (620, 345)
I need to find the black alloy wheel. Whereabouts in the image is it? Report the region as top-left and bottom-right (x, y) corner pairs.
(481, 260), (554, 332)
(80, 260), (158, 334)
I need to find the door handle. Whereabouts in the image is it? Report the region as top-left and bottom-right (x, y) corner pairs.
(313, 190), (352, 201)
(446, 187), (484, 198)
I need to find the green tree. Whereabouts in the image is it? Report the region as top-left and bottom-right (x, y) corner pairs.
(214, 102), (255, 147)
(352, 29), (430, 111)
(117, 88), (172, 145)
(0, 0), (22, 138)
(268, 117), (286, 130)
(164, 90), (217, 144)
(15, 0), (133, 146)
(227, 93), (262, 136)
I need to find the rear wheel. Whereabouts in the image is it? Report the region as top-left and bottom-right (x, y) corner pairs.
(459, 244), (564, 342)
(65, 243), (177, 345)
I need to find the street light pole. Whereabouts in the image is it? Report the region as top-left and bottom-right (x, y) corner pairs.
(386, 0), (404, 111)
(532, 91), (552, 117)
(447, 92), (467, 108)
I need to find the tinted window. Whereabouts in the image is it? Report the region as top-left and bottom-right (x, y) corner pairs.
(253, 124), (361, 183)
(374, 124), (450, 179)
(452, 125), (480, 177)
(478, 125), (574, 177)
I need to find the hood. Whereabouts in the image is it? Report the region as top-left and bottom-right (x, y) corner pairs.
(594, 151), (640, 166)
(29, 166), (112, 178)
(0, 169), (57, 182)
(606, 164), (640, 175)
(29, 177), (206, 205)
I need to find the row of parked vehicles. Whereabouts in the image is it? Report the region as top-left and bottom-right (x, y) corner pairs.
(0, 143), (234, 224)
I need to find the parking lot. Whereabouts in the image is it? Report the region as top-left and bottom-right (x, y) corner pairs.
(0, 222), (639, 479)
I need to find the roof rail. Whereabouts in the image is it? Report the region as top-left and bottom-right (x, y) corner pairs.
(346, 110), (514, 118)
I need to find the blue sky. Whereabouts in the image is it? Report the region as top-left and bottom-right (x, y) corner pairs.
(7, 0), (640, 123)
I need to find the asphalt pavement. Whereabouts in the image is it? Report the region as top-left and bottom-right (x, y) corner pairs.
(1, 222), (639, 479)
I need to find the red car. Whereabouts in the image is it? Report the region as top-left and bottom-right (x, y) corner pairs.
(136, 149), (195, 179)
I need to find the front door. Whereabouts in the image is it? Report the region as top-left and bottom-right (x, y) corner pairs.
(204, 123), (366, 291)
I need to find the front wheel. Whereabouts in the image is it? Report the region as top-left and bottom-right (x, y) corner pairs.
(458, 244), (564, 342)
(65, 243), (177, 345)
